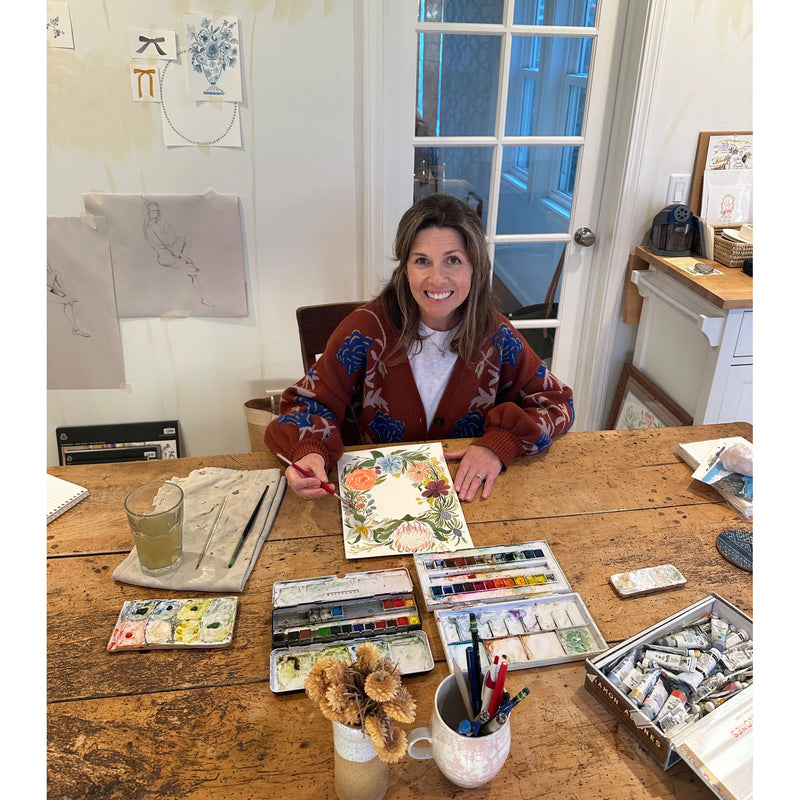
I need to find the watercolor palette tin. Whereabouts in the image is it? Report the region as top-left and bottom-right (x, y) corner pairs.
(269, 568), (434, 693)
(107, 597), (238, 652)
(584, 594), (752, 800)
(413, 540), (572, 611)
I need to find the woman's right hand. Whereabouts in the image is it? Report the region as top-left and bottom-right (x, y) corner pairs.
(285, 452), (333, 500)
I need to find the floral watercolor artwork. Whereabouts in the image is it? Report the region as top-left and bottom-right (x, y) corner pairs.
(184, 15), (242, 102)
(337, 443), (473, 559)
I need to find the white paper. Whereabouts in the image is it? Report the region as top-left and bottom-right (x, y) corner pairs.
(47, 217), (126, 389)
(128, 27), (177, 60)
(702, 170), (753, 226)
(83, 193), (248, 318)
(183, 15), (243, 102)
(337, 443), (473, 559)
(47, 3), (74, 49)
(130, 60), (161, 102)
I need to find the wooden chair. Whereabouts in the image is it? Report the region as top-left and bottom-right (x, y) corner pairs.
(296, 302), (363, 372)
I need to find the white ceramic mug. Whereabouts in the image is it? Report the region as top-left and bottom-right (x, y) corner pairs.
(407, 673), (511, 788)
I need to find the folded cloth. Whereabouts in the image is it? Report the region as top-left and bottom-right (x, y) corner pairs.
(113, 467), (286, 592)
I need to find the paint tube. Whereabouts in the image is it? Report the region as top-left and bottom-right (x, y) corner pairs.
(628, 669), (660, 707)
(643, 649), (696, 672)
(606, 649), (638, 687)
(710, 616), (730, 651)
(725, 628), (750, 649)
(660, 629), (709, 649)
(656, 665), (705, 691)
(655, 689), (688, 732)
(694, 648), (722, 678)
(720, 640), (753, 672)
(620, 666), (644, 694)
(640, 678), (669, 720)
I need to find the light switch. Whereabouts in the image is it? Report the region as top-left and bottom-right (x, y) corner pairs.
(666, 173), (691, 206)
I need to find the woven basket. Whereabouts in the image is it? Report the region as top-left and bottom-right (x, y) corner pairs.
(713, 234), (753, 269)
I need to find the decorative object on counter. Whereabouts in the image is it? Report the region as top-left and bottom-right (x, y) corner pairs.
(305, 642), (417, 799)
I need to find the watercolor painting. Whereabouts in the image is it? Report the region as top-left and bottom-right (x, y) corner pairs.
(130, 60), (161, 102)
(128, 28), (177, 60)
(184, 15), (242, 101)
(337, 443), (473, 559)
(47, 3), (74, 49)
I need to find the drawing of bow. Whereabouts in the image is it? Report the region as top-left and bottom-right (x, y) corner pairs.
(137, 36), (167, 55)
(134, 68), (156, 98)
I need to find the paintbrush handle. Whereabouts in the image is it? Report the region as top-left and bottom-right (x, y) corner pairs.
(196, 496), (227, 569)
(277, 454), (335, 494)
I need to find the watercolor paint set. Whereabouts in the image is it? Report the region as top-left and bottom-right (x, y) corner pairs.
(413, 540), (572, 611)
(269, 568), (434, 693)
(584, 593), (752, 800)
(107, 597), (238, 652)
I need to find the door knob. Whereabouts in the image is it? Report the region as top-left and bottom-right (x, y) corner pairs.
(574, 227), (596, 247)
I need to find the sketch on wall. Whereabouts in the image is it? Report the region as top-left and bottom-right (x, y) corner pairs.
(83, 193), (247, 318)
(47, 217), (125, 390)
(184, 16), (242, 101)
(47, 2), (74, 49)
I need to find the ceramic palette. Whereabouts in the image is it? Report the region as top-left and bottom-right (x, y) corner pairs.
(435, 594), (607, 673)
(107, 596), (238, 652)
(270, 568), (434, 693)
(413, 541), (572, 611)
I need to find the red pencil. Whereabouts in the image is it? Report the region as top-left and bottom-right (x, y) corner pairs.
(488, 658), (508, 718)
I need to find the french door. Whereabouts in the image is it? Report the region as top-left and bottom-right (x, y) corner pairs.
(367, 0), (628, 393)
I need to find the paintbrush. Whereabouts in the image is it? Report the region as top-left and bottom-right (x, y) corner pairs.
(196, 496), (227, 569)
(227, 482), (271, 568)
(276, 454), (355, 512)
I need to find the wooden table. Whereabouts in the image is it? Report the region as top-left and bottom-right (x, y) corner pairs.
(47, 423), (753, 799)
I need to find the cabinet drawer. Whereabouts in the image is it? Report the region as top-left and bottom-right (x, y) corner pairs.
(734, 311), (753, 358)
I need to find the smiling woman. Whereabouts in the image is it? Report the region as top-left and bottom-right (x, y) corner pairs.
(265, 194), (574, 505)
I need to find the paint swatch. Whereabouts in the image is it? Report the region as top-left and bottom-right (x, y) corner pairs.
(107, 596), (238, 651)
(436, 594), (607, 673)
(414, 541), (572, 610)
(270, 568), (434, 693)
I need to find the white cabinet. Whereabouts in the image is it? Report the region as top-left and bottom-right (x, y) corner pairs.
(631, 264), (753, 425)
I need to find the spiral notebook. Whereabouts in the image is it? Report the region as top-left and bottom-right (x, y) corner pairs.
(47, 474), (89, 524)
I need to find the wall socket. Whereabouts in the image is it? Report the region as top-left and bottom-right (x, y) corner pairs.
(666, 173), (691, 206)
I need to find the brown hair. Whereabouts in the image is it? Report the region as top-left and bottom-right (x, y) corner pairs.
(378, 193), (497, 365)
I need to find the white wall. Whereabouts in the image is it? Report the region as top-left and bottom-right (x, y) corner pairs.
(47, 0), (364, 465)
(604, 0), (753, 422)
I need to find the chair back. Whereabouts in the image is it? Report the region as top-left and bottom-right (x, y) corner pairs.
(296, 302), (363, 372)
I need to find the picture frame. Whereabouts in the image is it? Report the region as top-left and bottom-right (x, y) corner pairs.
(688, 131), (753, 216)
(606, 364), (693, 431)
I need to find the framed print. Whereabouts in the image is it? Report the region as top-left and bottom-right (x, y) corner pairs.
(688, 131), (753, 215)
(607, 364), (693, 430)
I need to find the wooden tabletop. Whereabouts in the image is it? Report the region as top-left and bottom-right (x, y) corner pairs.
(47, 423), (753, 799)
(632, 245), (753, 310)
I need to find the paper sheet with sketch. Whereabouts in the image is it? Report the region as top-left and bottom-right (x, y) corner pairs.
(83, 193), (247, 318)
(47, 216), (126, 389)
(337, 443), (474, 559)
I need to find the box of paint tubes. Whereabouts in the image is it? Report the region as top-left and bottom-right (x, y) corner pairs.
(584, 593), (752, 800)
(414, 542), (608, 676)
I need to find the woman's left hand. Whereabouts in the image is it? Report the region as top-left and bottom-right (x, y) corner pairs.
(445, 444), (502, 502)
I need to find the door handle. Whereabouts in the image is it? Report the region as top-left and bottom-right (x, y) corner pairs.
(574, 227), (596, 247)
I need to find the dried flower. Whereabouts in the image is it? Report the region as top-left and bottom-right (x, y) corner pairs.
(304, 643), (416, 763)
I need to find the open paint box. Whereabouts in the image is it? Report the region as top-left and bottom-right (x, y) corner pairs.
(414, 541), (607, 674)
(584, 593), (752, 800)
(269, 567), (434, 693)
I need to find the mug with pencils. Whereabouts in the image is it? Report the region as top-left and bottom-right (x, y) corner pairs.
(407, 672), (512, 788)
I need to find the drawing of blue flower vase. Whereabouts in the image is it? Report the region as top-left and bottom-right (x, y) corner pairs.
(187, 17), (239, 97)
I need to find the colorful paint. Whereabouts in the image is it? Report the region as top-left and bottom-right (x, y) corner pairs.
(107, 596), (237, 652)
(270, 568), (434, 693)
(435, 594), (607, 673)
(413, 541), (572, 610)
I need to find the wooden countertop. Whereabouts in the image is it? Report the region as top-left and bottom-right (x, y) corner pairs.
(632, 246), (753, 310)
(47, 424), (753, 799)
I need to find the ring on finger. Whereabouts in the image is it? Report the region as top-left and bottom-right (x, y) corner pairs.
(475, 473), (484, 482)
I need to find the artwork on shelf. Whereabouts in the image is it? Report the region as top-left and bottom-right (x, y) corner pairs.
(83, 192), (248, 318)
(606, 364), (693, 431)
(47, 217), (125, 390)
(688, 131), (753, 216)
(337, 443), (474, 559)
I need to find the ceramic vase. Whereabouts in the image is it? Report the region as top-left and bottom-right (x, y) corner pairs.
(332, 721), (389, 800)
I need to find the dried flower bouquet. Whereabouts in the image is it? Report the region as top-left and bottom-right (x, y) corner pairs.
(305, 642), (417, 763)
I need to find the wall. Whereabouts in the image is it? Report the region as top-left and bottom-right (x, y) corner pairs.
(47, 0), (363, 465)
(604, 0), (753, 423)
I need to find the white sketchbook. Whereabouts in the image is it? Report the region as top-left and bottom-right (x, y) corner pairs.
(337, 442), (473, 559)
(47, 474), (89, 524)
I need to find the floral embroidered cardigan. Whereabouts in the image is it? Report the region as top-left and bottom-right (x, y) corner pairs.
(265, 300), (574, 471)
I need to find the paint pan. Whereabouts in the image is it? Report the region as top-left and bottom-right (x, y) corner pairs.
(413, 540), (572, 611)
(107, 596), (238, 652)
(269, 567), (434, 693)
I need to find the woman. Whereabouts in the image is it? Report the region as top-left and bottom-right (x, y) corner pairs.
(265, 193), (573, 502)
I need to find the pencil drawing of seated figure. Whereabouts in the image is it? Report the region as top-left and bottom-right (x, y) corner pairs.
(143, 201), (214, 307)
(47, 261), (90, 337)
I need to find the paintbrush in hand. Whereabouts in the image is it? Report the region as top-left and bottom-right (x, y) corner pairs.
(276, 454), (355, 512)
